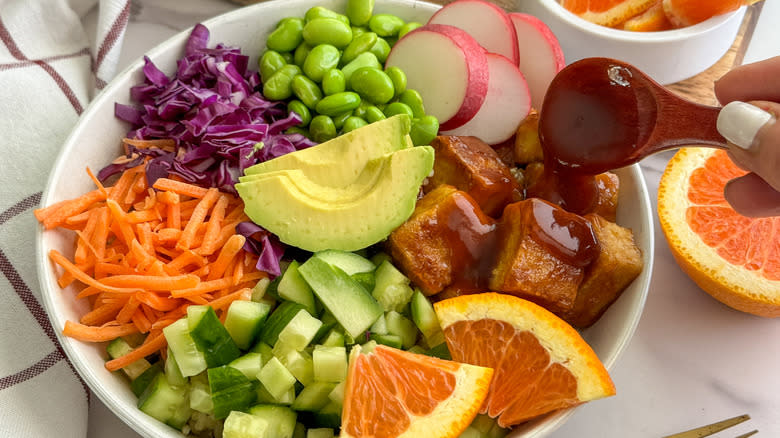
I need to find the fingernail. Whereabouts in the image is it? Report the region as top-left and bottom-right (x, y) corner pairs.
(717, 101), (775, 150)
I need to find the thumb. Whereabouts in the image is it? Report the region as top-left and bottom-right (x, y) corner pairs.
(717, 100), (780, 192)
(724, 172), (780, 217)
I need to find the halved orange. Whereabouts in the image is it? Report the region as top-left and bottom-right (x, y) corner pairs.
(622, 1), (673, 31)
(662, 0), (758, 27)
(561, 0), (657, 27)
(658, 148), (780, 317)
(434, 293), (615, 428)
(340, 344), (493, 438)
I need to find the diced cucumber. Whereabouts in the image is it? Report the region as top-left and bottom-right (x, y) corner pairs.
(278, 260), (318, 315)
(370, 252), (392, 266)
(260, 301), (307, 346)
(313, 250), (375, 275)
(223, 411), (269, 438)
(188, 305), (241, 368)
(424, 343), (452, 360)
(163, 318), (207, 377)
(264, 266), (286, 301)
(277, 310), (323, 351)
(248, 404), (298, 438)
(256, 382), (295, 405)
(298, 257), (383, 339)
(311, 320), (337, 345)
(351, 271), (376, 293)
(250, 341), (274, 364)
(471, 414), (497, 434)
(369, 314), (387, 335)
(189, 373), (213, 414)
(371, 260), (414, 312)
(274, 346), (315, 386)
(293, 422), (306, 438)
(370, 333), (403, 349)
(229, 352), (263, 380)
(291, 382), (337, 412)
(327, 381), (345, 406)
(319, 329), (345, 348)
(312, 345), (347, 383)
(360, 340), (378, 353)
(130, 361), (163, 397)
(168, 396), (194, 430)
(459, 426), (482, 438)
(314, 402), (342, 429)
(251, 277), (271, 302)
(208, 365), (258, 419)
(225, 300), (271, 350)
(164, 347), (187, 387)
(137, 372), (191, 429)
(307, 428), (335, 438)
(258, 356), (296, 400)
(385, 311), (418, 349)
(106, 337), (151, 380)
(488, 422), (509, 438)
(407, 345), (426, 354)
(410, 289), (445, 346)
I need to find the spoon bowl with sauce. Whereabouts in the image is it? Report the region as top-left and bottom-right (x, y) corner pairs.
(538, 57), (727, 175)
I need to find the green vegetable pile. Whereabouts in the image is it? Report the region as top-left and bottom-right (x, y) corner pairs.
(260, 0), (439, 145)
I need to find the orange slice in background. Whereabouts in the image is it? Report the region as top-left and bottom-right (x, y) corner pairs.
(561, 0), (657, 27)
(434, 293), (615, 428)
(662, 0), (759, 27)
(658, 148), (780, 317)
(622, 1), (673, 31)
(340, 344), (493, 438)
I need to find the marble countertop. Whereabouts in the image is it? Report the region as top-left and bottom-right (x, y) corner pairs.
(85, 1), (780, 437)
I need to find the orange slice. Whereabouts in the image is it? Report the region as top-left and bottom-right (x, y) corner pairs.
(658, 148), (780, 317)
(340, 344), (493, 438)
(561, 0), (657, 27)
(622, 1), (673, 31)
(662, 0), (758, 27)
(434, 293), (615, 428)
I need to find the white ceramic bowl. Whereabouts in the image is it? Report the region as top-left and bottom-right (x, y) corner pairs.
(36, 1), (654, 437)
(514, 0), (746, 85)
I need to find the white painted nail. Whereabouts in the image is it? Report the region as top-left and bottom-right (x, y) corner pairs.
(717, 101), (775, 150)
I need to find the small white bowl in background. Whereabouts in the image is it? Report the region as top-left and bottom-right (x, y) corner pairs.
(514, 0), (746, 85)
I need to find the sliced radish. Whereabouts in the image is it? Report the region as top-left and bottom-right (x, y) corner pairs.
(386, 24), (489, 131)
(509, 13), (565, 110)
(428, 0), (519, 65)
(441, 53), (531, 145)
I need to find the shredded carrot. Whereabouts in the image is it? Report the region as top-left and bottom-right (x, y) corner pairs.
(122, 138), (176, 152)
(38, 164), (270, 372)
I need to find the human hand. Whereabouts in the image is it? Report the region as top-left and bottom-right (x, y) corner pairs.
(714, 55), (780, 217)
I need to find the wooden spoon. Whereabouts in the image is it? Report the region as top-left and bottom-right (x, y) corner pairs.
(538, 57), (727, 174)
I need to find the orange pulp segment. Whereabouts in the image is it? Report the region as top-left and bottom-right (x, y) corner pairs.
(622, 1), (673, 31)
(561, 0), (657, 27)
(662, 0), (758, 27)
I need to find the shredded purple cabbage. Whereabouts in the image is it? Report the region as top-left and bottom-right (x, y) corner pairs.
(100, 23), (316, 194)
(235, 222), (285, 278)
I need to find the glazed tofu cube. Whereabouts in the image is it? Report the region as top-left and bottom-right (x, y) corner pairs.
(488, 199), (586, 314)
(387, 185), (496, 296)
(560, 214), (643, 328)
(513, 109), (543, 165)
(590, 172), (620, 222)
(424, 135), (520, 217)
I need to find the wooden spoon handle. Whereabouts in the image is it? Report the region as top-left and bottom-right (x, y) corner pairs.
(647, 95), (728, 154)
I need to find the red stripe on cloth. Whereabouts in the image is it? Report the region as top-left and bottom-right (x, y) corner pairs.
(0, 47), (90, 71)
(0, 16), (84, 114)
(0, 350), (63, 390)
(94, 0), (131, 72)
(0, 192), (41, 225)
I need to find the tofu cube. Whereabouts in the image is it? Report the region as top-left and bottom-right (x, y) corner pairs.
(513, 109), (544, 165)
(590, 172), (620, 222)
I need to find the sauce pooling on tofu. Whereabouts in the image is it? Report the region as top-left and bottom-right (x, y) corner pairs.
(527, 198), (600, 268)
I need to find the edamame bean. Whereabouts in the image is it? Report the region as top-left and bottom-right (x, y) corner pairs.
(364, 106), (386, 123)
(305, 7), (349, 25)
(332, 111), (353, 130)
(341, 52), (381, 83)
(315, 92), (361, 116)
(368, 37), (391, 64)
(368, 14), (405, 37)
(322, 69), (346, 96)
(398, 21), (422, 39)
(303, 44), (340, 82)
(341, 32), (378, 65)
(285, 126), (310, 137)
(410, 115), (439, 146)
(385, 66), (407, 98)
(259, 50), (287, 83)
(293, 43), (312, 68)
(262, 64), (301, 101)
(399, 89), (425, 118)
(281, 52), (294, 64)
(291, 74), (324, 109)
(342, 116), (368, 133)
(383, 101), (413, 118)
(353, 99), (373, 119)
(351, 26), (368, 38)
(267, 17), (304, 52)
(288, 100), (312, 127)
(303, 18), (353, 49)
(310, 115), (337, 143)
(350, 67), (394, 104)
(346, 0), (375, 27)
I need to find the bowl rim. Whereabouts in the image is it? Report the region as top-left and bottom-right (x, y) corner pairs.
(34, 1), (654, 437)
(531, 0), (745, 41)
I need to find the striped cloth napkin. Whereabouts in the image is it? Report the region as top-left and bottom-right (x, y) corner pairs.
(0, 0), (131, 436)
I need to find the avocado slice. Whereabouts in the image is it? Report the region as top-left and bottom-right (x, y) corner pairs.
(240, 115), (412, 188)
(235, 146), (434, 252)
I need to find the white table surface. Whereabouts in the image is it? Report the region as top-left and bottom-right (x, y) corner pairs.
(86, 1), (780, 437)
